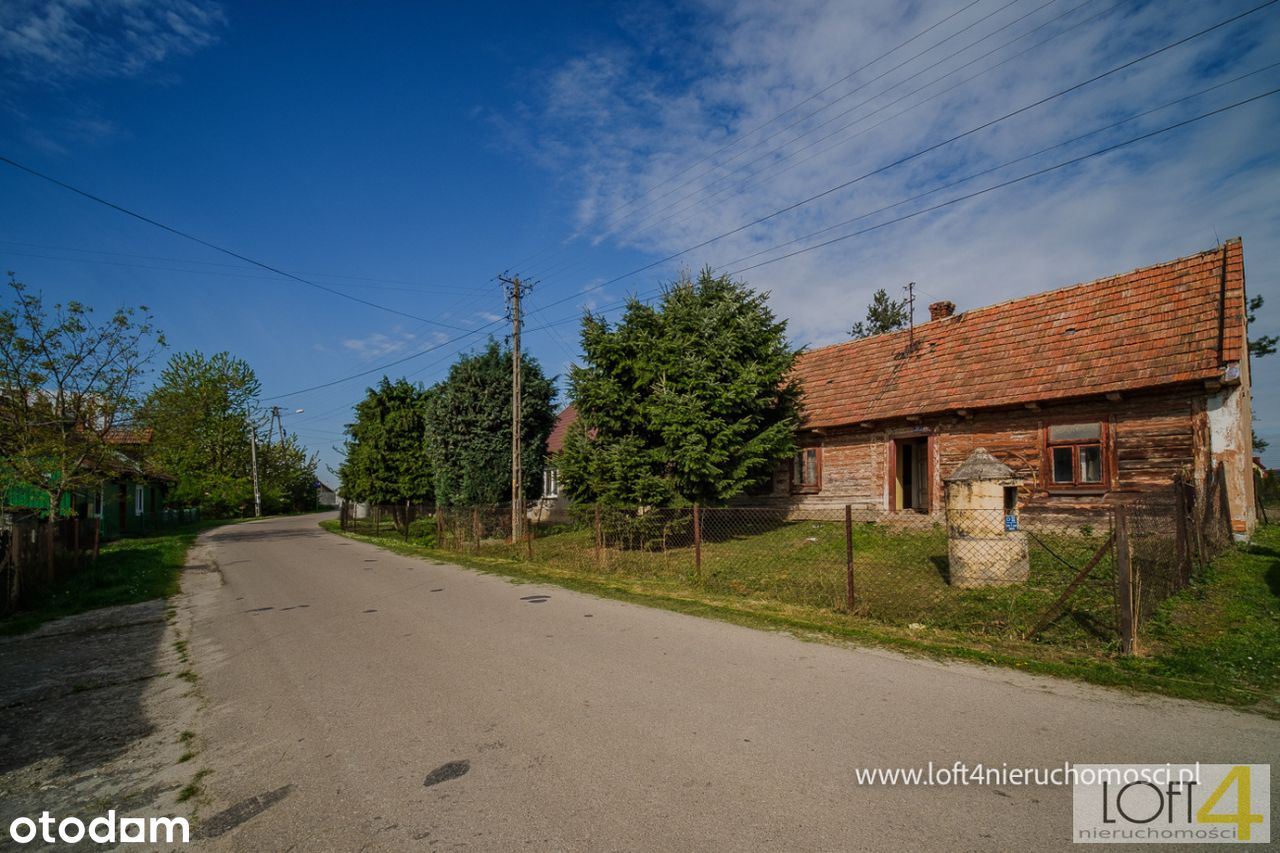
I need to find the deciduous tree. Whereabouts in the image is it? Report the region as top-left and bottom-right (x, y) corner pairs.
(0, 275), (164, 522)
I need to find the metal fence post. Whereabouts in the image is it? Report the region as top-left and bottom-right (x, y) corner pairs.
(1115, 506), (1137, 655)
(844, 504), (856, 613)
(693, 503), (702, 579)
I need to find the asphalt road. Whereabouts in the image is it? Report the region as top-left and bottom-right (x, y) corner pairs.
(187, 513), (1278, 851)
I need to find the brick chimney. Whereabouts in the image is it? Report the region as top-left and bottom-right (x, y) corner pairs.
(929, 300), (955, 321)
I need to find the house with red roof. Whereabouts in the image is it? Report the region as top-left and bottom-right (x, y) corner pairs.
(756, 238), (1256, 535)
(530, 405), (578, 523)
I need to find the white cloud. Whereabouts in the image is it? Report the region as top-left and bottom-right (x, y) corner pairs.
(341, 329), (418, 360)
(0, 0), (226, 88)
(509, 0), (1280, 458)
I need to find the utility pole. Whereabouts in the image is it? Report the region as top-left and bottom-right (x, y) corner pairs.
(499, 273), (528, 541)
(249, 424), (262, 518)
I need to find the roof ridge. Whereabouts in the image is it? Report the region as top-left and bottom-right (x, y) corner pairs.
(801, 239), (1239, 359)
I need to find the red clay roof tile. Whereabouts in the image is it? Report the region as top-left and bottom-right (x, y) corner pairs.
(793, 240), (1245, 429)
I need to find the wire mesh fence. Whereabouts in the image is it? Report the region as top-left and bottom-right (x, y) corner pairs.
(340, 467), (1243, 655)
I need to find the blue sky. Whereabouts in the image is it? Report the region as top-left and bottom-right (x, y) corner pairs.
(2, 0), (1278, 481)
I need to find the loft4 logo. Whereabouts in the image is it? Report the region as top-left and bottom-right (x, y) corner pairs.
(1073, 764), (1270, 844)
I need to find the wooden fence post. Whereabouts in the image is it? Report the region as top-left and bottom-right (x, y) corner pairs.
(472, 507), (480, 554)
(11, 525), (22, 606)
(1115, 506), (1137, 655)
(592, 504), (601, 566)
(1173, 475), (1191, 587)
(693, 503), (702, 580)
(844, 504), (856, 613)
(45, 512), (55, 584)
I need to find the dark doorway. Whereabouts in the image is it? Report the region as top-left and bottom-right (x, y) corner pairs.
(893, 437), (930, 512)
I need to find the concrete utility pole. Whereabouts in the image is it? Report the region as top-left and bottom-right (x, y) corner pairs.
(499, 273), (527, 541)
(249, 424), (262, 518)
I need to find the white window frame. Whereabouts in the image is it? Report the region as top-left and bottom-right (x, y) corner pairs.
(544, 466), (559, 499)
(135, 485), (145, 516)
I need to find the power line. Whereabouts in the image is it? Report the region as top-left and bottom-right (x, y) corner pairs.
(0, 156), (483, 331)
(522, 0), (1278, 320)
(265, 317), (505, 399)
(507, 0), (986, 280)
(723, 87), (1280, 275)
(264, 74), (1274, 412)
(0, 247), (492, 296)
(716, 61), (1280, 271)
(526, 0), (1086, 289)
(0, 239), (491, 293)
(586, 0), (1034, 250)
(645, 0), (1110, 243)
(521, 0), (1016, 285)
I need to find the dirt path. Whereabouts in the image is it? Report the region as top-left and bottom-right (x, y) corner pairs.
(0, 558), (216, 850)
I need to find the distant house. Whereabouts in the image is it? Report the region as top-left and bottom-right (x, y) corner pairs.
(754, 239), (1255, 535)
(529, 405), (577, 524)
(316, 481), (340, 508)
(92, 429), (178, 537)
(1, 428), (176, 537)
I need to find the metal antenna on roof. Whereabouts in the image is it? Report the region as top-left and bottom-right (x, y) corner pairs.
(904, 281), (916, 352)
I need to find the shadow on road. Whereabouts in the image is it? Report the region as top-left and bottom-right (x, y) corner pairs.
(0, 600), (167, 777)
(209, 524), (329, 545)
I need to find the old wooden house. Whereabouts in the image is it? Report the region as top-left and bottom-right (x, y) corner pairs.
(759, 239), (1256, 535)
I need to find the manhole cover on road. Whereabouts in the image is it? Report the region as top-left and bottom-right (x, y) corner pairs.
(424, 760), (470, 787)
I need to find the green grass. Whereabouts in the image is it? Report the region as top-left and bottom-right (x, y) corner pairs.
(177, 768), (212, 803)
(418, 514), (1118, 647)
(1132, 524), (1280, 707)
(323, 517), (1280, 713)
(0, 520), (223, 635)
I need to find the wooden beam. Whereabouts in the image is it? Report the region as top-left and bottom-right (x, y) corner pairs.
(1105, 392), (1122, 402)
(954, 408), (971, 418)
(859, 421), (875, 429)
(905, 415), (921, 423)
(1024, 402), (1040, 411)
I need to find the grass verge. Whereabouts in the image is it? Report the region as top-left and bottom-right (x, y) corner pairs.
(322, 519), (1280, 715)
(0, 520), (226, 635)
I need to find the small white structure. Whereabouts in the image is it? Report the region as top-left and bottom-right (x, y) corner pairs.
(943, 448), (1029, 588)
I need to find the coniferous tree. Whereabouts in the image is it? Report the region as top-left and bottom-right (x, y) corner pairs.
(423, 341), (555, 507)
(559, 268), (800, 506)
(338, 378), (434, 522)
(849, 287), (910, 339)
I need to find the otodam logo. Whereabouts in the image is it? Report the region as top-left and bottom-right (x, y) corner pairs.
(1073, 764), (1271, 844)
(7, 811), (189, 845)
